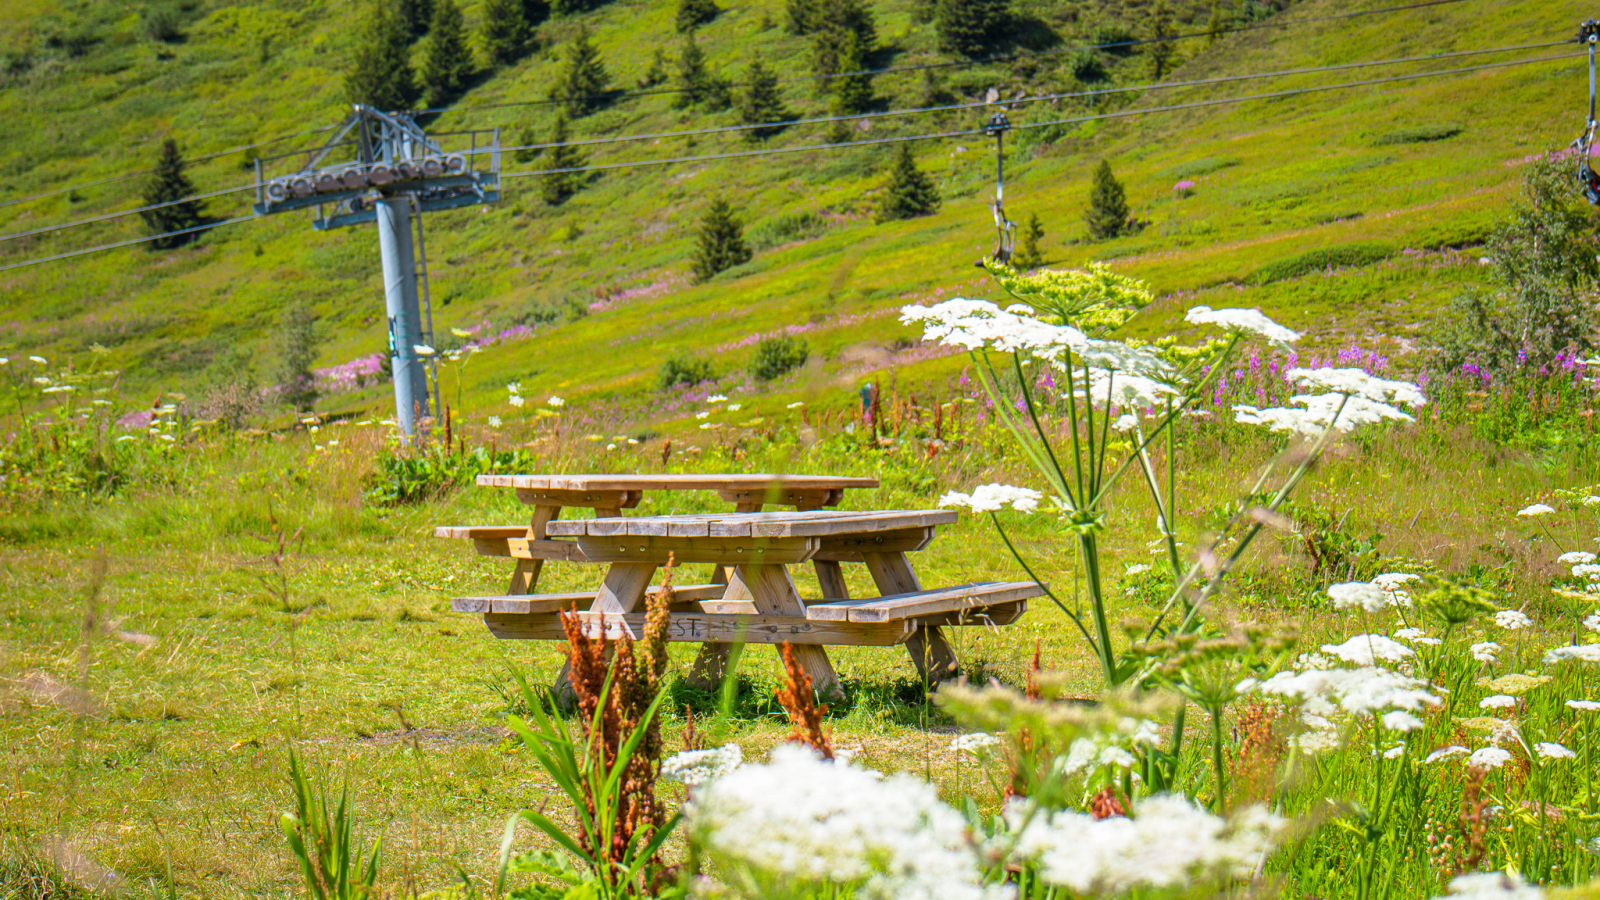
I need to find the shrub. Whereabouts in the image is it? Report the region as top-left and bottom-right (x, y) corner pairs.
(141, 4), (185, 42)
(749, 335), (809, 381)
(1247, 242), (1396, 284)
(1067, 48), (1106, 82)
(748, 210), (830, 250)
(366, 444), (540, 505)
(658, 354), (715, 390)
(1091, 22), (1136, 56)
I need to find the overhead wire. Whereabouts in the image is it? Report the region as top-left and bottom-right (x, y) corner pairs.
(418, 0), (1478, 117)
(0, 215), (259, 273)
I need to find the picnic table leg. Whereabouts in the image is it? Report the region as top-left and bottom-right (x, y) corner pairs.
(814, 560), (850, 601)
(685, 501), (764, 691)
(507, 504), (562, 595)
(553, 560), (659, 704)
(744, 563), (843, 700)
(863, 552), (961, 686)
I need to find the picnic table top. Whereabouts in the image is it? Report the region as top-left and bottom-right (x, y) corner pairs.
(544, 509), (957, 539)
(475, 473), (879, 491)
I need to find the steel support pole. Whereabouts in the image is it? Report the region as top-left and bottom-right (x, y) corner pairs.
(376, 194), (429, 437)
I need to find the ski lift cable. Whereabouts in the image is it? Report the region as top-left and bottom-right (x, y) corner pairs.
(9, 40), (1557, 246)
(484, 40), (1569, 158)
(0, 49), (1576, 273)
(497, 51), (1578, 180)
(422, 0), (1479, 118)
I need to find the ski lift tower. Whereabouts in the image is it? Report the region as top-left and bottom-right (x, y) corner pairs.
(252, 105), (501, 439)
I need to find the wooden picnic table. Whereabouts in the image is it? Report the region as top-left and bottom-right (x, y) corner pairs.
(445, 504), (1040, 696)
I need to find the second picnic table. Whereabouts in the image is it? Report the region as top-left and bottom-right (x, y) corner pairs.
(437, 474), (1040, 694)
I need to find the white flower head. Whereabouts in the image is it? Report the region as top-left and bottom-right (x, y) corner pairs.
(1467, 747), (1513, 770)
(950, 733), (1001, 755)
(1493, 610), (1532, 631)
(726, 403), (742, 411)
(1434, 870), (1543, 899)
(663, 744), (743, 786)
(901, 297), (1172, 378)
(1320, 634), (1414, 665)
(1329, 582), (1390, 614)
(786, 401), (805, 409)
(28, 355), (46, 364)
(1534, 742), (1575, 760)
(1478, 695), (1516, 710)
(1185, 306), (1300, 346)
(547, 396), (565, 407)
(487, 415), (502, 428)
(706, 394), (728, 403)
(1471, 641), (1500, 664)
(1558, 551), (1597, 565)
(1423, 746), (1469, 764)
(507, 381), (522, 393)
(1373, 572), (1422, 590)
(1585, 612), (1600, 633)
(1234, 391), (1416, 437)
(1381, 710), (1424, 732)
(1113, 413), (1140, 432)
(940, 483), (1043, 514)
(1286, 368), (1426, 407)
(1544, 644), (1600, 665)
(1516, 503), (1556, 517)
(413, 344), (436, 357)
(1565, 699), (1600, 711)
(507, 394), (525, 408)
(1573, 563), (1600, 581)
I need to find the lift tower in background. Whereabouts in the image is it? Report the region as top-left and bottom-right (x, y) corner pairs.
(252, 105), (500, 438)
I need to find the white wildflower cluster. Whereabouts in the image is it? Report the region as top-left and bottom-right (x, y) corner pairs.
(1373, 572), (1420, 605)
(1286, 368), (1428, 407)
(1572, 563), (1600, 582)
(949, 733), (1002, 756)
(1055, 717), (1162, 778)
(1252, 665), (1439, 719)
(1005, 794), (1285, 894)
(1493, 610), (1533, 631)
(939, 483), (1044, 514)
(1467, 747), (1513, 770)
(1431, 870), (1544, 900)
(506, 381), (525, 408)
(1320, 634), (1414, 666)
(1328, 582), (1390, 613)
(900, 298), (1172, 377)
(1184, 306), (1301, 346)
(1543, 644), (1600, 665)
(1558, 550), (1597, 565)
(1516, 504), (1555, 517)
(1567, 699), (1600, 712)
(1232, 368), (1426, 438)
(1471, 642), (1500, 664)
(1478, 695), (1516, 711)
(1072, 368), (1180, 410)
(688, 746), (1009, 900)
(662, 744), (743, 787)
(1534, 742), (1576, 760)
(1424, 746), (1469, 764)
(1586, 611), (1600, 633)
(1394, 627), (1441, 647)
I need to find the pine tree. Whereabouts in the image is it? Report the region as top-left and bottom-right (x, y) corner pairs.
(638, 48), (668, 87)
(673, 34), (711, 109)
(513, 123), (540, 163)
(785, 0), (819, 34)
(691, 197), (752, 282)
(1014, 212), (1045, 268)
(934, 0), (1010, 58)
(140, 138), (205, 249)
(1085, 159), (1129, 240)
(811, 0), (875, 78)
(276, 299), (320, 413)
(829, 30), (872, 113)
(1147, 0), (1176, 79)
(738, 54), (789, 140)
(1205, 0), (1225, 45)
(345, 0), (418, 110)
(396, 0), (434, 38)
(420, 0), (473, 107)
(676, 0), (718, 32)
(540, 114), (587, 205)
(523, 0), (550, 28)
(875, 144), (940, 223)
(549, 26), (610, 116)
(480, 0), (530, 67)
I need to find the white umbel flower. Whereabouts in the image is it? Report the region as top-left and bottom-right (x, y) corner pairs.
(939, 483), (1043, 513)
(1320, 634), (1414, 665)
(1467, 747), (1513, 770)
(1478, 695), (1516, 710)
(1381, 710), (1424, 732)
(1373, 572), (1421, 590)
(1533, 742), (1575, 760)
(1558, 551), (1597, 565)
(1431, 870), (1543, 899)
(1286, 367), (1427, 407)
(1423, 746), (1469, 764)
(1493, 610), (1532, 631)
(1471, 642), (1500, 664)
(1566, 699), (1600, 711)
(950, 733), (1001, 755)
(663, 744), (743, 786)
(1544, 644), (1600, 664)
(1515, 504), (1556, 517)
(1329, 582), (1390, 613)
(1184, 306), (1300, 345)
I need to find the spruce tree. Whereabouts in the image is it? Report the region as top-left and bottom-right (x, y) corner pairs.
(345, 0), (418, 110)
(673, 34), (711, 109)
(1147, 0), (1176, 79)
(875, 144), (940, 223)
(1084, 159), (1129, 240)
(523, 0), (550, 28)
(396, 0), (434, 38)
(785, 0), (819, 34)
(420, 0), (473, 107)
(638, 48), (669, 87)
(676, 0), (718, 32)
(480, 0), (530, 67)
(738, 54), (789, 140)
(549, 26), (610, 116)
(1205, 0), (1225, 45)
(277, 299), (320, 413)
(140, 138), (205, 249)
(1014, 212), (1045, 268)
(513, 123), (540, 163)
(829, 30), (872, 113)
(934, 0), (1010, 58)
(811, 0), (875, 78)
(540, 114), (587, 205)
(691, 197), (752, 282)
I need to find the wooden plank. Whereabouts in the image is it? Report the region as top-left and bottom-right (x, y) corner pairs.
(507, 505), (561, 595)
(455, 584), (727, 615)
(435, 525), (527, 540)
(813, 560), (850, 604)
(805, 581), (1045, 624)
(592, 562), (659, 613)
(572, 535), (818, 565)
(916, 599), (1029, 627)
(815, 527), (936, 558)
(479, 474), (879, 492)
(716, 487), (845, 508)
(505, 538), (589, 562)
(861, 551), (959, 685)
(513, 487), (643, 509)
(742, 563), (843, 698)
(482, 611), (910, 645)
(705, 510), (958, 538)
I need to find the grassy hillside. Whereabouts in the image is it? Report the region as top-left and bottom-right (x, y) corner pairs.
(0, 0), (1589, 430)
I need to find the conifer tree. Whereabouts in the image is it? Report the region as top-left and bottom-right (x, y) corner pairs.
(523, 0), (550, 27)
(638, 48), (669, 87)
(738, 54), (789, 140)
(421, 0), (473, 106)
(691, 198), (752, 282)
(1147, 0), (1176, 79)
(673, 34), (711, 109)
(396, 0), (434, 38)
(513, 124), (540, 163)
(346, 0), (418, 110)
(549, 26), (610, 116)
(1084, 159), (1129, 240)
(540, 114), (587, 205)
(1014, 212), (1045, 268)
(811, 0), (875, 78)
(141, 138), (205, 249)
(934, 0), (1010, 58)
(277, 299), (320, 413)
(551, 0), (599, 15)
(829, 30), (872, 113)
(875, 144), (940, 223)
(1205, 0), (1225, 45)
(480, 0), (530, 67)
(785, 0), (819, 34)
(676, 0), (718, 32)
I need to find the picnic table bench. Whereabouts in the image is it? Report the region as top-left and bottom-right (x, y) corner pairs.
(436, 475), (1040, 695)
